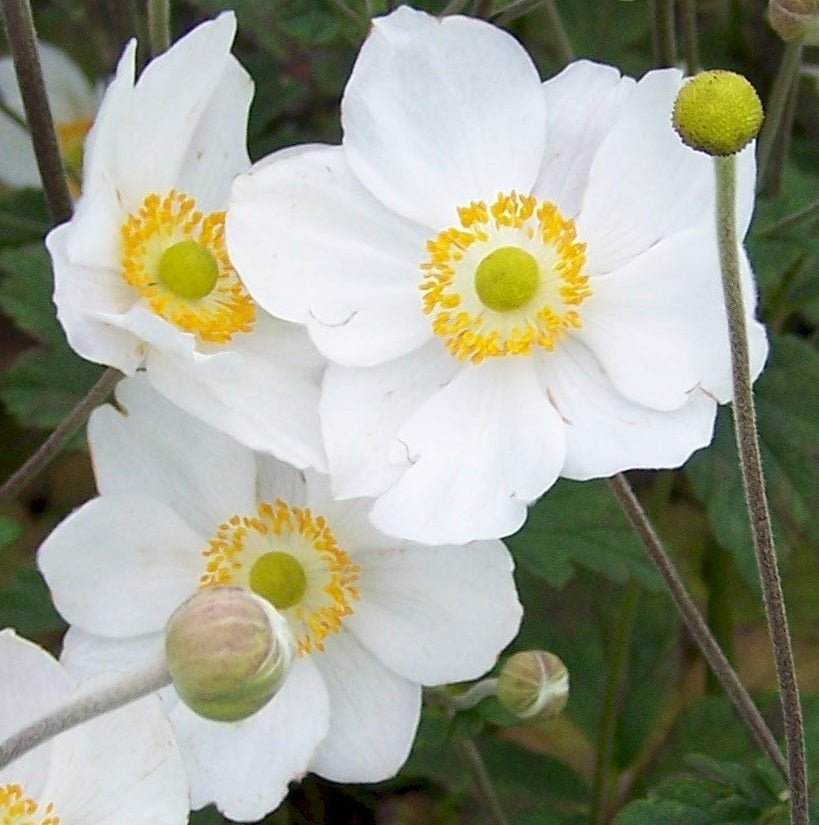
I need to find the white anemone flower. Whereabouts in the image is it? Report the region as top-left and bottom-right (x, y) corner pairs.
(46, 14), (327, 472)
(226, 6), (769, 545)
(37, 375), (522, 822)
(0, 629), (188, 825)
(0, 41), (101, 190)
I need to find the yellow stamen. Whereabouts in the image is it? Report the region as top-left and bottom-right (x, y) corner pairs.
(0, 783), (60, 825)
(200, 500), (360, 656)
(420, 191), (592, 364)
(120, 190), (255, 343)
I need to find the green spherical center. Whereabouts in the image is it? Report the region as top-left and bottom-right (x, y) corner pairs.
(157, 240), (219, 300)
(249, 551), (307, 611)
(474, 246), (539, 312)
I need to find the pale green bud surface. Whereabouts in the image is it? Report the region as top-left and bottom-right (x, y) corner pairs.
(769, 0), (819, 43)
(165, 587), (294, 722)
(158, 239), (219, 300)
(249, 551), (307, 611)
(497, 650), (569, 721)
(474, 246), (539, 311)
(672, 70), (763, 156)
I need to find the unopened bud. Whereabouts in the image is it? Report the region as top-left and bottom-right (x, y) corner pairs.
(165, 587), (294, 722)
(769, 0), (819, 43)
(497, 650), (569, 721)
(672, 70), (763, 156)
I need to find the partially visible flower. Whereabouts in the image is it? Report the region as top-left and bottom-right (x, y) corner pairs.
(37, 375), (521, 822)
(769, 0), (819, 43)
(0, 41), (101, 190)
(0, 629), (188, 825)
(46, 14), (327, 472)
(226, 7), (768, 545)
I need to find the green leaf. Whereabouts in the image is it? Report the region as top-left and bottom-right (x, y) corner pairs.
(507, 479), (661, 590)
(0, 189), (50, 247)
(0, 565), (66, 636)
(0, 516), (21, 549)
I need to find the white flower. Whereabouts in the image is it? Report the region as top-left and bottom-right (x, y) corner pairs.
(0, 629), (188, 825)
(0, 42), (101, 189)
(226, 7), (769, 545)
(46, 14), (327, 472)
(37, 374), (521, 822)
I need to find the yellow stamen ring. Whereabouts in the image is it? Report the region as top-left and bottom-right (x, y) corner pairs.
(0, 783), (60, 825)
(120, 190), (255, 343)
(420, 192), (592, 363)
(199, 500), (360, 656)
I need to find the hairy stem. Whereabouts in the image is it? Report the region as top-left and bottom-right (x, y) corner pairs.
(651, 0), (677, 67)
(678, 0), (700, 73)
(147, 0), (171, 56)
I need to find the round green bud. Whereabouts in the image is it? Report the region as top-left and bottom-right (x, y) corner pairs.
(165, 587), (294, 722)
(158, 239), (219, 300)
(672, 70), (764, 156)
(497, 650), (569, 722)
(769, 0), (819, 43)
(474, 246), (540, 312)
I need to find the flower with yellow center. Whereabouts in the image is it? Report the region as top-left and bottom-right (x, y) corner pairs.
(227, 7), (769, 545)
(37, 375), (522, 822)
(0, 42), (101, 191)
(46, 13), (327, 473)
(0, 629), (187, 825)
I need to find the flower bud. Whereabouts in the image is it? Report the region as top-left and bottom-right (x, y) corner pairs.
(497, 650), (569, 722)
(769, 0), (819, 44)
(672, 70), (764, 156)
(165, 587), (294, 722)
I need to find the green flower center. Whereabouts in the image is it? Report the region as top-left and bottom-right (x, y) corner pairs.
(157, 239), (219, 300)
(474, 246), (539, 312)
(249, 551), (307, 611)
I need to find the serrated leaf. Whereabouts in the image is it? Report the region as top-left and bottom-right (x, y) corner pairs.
(507, 479), (661, 590)
(0, 565), (66, 636)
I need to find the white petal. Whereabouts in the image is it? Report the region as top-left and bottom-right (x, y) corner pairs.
(370, 359), (567, 544)
(310, 632), (420, 782)
(37, 495), (203, 636)
(576, 226), (766, 410)
(172, 657), (329, 821)
(228, 145), (429, 365)
(320, 341), (458, 500)
(577, 68), (717, 273)
(533, 60), (635, 217)
(138, 314), (328, 471)
(536, 339), (718, 478)
(342, 7), (546, 228)
(346, 540), (521, 684)
(43, 691), (188, 825)
(88, 374), (257, 535)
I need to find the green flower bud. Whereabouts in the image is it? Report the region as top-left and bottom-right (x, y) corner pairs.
(672, 70), (764, 156)
(769, 0), (819, 44)
(497, 650), (569, 722)
(165, 587), (294, 722)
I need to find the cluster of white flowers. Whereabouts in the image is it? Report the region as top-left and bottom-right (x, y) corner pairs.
(1, 5), (767, 823)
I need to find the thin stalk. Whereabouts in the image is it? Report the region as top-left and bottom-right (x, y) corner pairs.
(762, 69), (799, 198)
(756, 41), (803, 192)
(473, 0), (493, 19)
(542, 0), (574, 65)
(449, 678), (499, 712)
(757, 197), (819, 236)
(703, 539), (735, 696)
(715, 154), (808, 825)
(0, 367), (120, 505)
(494, 0), (544, 26)
(651, 0), (677, 68)
(678, 0), (700, 73)
(0, 0), (72, 224)
(0, 654), (171, 771)
(608, 474), (787, 778)
(147, 0), (171, 56)
(591, 584), (640, 825)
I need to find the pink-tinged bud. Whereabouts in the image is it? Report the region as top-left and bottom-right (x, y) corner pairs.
(497, 650), (569, 722)
(769, 0), (819, 43)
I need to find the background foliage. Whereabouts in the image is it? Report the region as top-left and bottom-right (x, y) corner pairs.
(0, 0), (817, 823)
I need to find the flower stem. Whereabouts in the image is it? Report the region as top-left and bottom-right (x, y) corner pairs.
(651, 0), (677, 68)
(591, 583), (639, 825)
(714, 153), (808, 825)
(608, 474), (787, 778)
(0, 0), (73, 224)
(449, 678), (500, 711)
(678, 0), (701, 73)
(0, 654), (171, 771)
(147, 0), (171, 56)
(542, 0), (574, 65)
(756, 41), (803, 192)
(0, 367), (120, 506)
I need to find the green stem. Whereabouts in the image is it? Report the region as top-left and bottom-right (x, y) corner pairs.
(703, 539), (735, 696)
(542, 0), (574, 65)
(651, 0), (677, 68)
(0, 0), (73, 224)
(608, 474), (787, 778)
(757, 197), (819, 236)
(450, 678), (500, 711)
(591, 583), (640, 825)
(147, 0), (171, 56)
(761, 69), (799, 199)
(0, 654), (171, 771)
(678, 0), (700, 73)
(0, 367), (121, 506)
(756, 41), (803, 192)
(714, 154), (808, 825)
